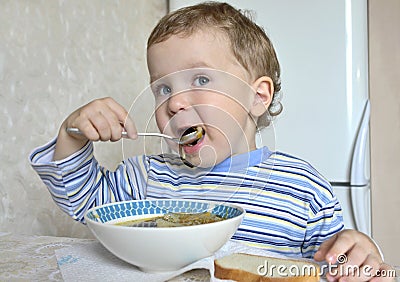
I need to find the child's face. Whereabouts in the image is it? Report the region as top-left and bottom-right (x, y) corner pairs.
(147, 30), (268, 167)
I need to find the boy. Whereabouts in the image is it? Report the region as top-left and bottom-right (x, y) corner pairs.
(30, 2), (391, 281)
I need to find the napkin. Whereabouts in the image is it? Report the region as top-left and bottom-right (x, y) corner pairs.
(55, 240), (287, 282)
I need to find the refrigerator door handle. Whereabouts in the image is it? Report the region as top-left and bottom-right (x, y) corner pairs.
(350, 100), (371, 235)
(350, 100), (370, 186)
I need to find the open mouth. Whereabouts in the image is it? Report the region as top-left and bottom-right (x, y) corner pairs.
(180, 126), (205, 146)
(178, 126), (205, 163)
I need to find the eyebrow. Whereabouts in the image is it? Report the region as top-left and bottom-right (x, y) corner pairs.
(149, 61), (217, 83)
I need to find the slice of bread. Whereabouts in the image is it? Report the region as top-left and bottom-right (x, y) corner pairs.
(214, 253), (320, 282)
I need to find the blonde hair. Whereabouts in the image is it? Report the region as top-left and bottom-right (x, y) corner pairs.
(147, 1), (282, 128)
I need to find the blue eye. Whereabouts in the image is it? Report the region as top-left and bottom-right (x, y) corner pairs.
(156, 85), (172, 96)
(193, 76), (209, 87)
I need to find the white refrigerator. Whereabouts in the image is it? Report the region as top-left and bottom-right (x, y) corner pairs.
(169, 0), (371, 236)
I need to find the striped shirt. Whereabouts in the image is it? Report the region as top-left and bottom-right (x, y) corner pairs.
(29, 138), (343, 258)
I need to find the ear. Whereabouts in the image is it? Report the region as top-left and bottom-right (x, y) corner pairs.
(250, 76), (274, 117)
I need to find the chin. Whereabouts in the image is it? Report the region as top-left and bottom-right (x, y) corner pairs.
(185, 152), (226, 169)
(184, 157), (212, 168)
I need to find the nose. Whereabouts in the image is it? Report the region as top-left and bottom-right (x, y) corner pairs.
(167, 92), (190, 115)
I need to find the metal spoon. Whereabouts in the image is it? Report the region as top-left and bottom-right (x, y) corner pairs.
(65, 127), (200, 145)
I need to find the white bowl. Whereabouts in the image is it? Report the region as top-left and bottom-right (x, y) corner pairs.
(84, 199), (245, 272)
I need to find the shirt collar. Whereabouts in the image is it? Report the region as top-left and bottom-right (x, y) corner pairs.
(210, 146), (272, 173)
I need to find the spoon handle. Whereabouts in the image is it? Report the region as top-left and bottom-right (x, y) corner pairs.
(65, 127), (180, 142)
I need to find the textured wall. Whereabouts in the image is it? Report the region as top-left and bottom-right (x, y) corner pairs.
(0, 0), (167, 238)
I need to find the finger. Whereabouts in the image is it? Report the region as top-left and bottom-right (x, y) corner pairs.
(314, 233), (338, 262)
(88, 98), (128, 141)
(338, 245), (372, 281)
(73, 100), (111, 139)
(102, 97), (138, 139)
(67, 115), (100, 141)
(78, 119), (101, 141)
(87, 98), (122, 141)
(85, 111), (112, 141)
(359, 255), (383, 281)
(94, 104), (124, 142)
(337, 254), (381, 282)
(123, 114), (138, 139)
(67, 98), (118, 141)
(325, 230), (358, 265)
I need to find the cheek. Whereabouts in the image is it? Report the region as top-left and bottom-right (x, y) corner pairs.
(155, 108), (168, 131)
(198, 102), (250, 148)
(199, 98), (249, 127)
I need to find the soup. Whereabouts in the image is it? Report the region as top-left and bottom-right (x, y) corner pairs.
(115, 211), (225, 227)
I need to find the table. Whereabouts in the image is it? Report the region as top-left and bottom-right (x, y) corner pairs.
(0, 232), (83, 281)
(0, 232), (210, 281)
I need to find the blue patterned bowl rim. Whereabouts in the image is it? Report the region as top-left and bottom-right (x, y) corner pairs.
(84, 199), (244, 225)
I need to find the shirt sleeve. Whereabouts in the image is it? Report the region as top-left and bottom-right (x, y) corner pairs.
(29, 137), (149, 223)
(301, 179), (344, 258)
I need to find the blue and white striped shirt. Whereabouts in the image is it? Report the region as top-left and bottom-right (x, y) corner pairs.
(29, 138), (343, 258)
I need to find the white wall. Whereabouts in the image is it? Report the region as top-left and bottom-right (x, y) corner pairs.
(0, 0), (167, 238)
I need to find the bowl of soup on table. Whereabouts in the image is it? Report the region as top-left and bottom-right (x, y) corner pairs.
(84, 199), (245, 272)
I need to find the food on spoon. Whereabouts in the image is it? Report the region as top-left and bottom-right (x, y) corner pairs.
(115, 211), (225, 228)
(180, 126), (204, 146)
(180, 145), (186, 161)
(179, 126), (204, 161)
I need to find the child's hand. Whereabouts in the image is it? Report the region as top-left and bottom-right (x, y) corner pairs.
(54, 97), (136, 160)
(65, 97), (137, 141)
(314, 229), (394, 281)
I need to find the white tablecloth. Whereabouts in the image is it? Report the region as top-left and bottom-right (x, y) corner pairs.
(0, 232), (279, 282)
